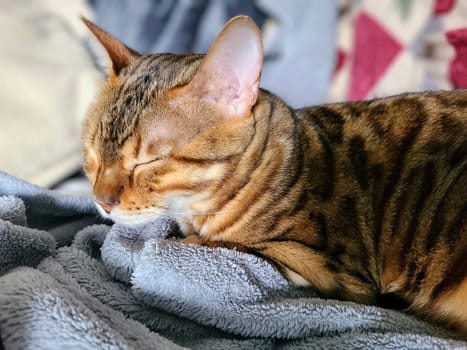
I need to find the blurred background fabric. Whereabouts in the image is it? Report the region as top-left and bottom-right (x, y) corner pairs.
(87, 0), (337, 107)
(1, 0), (466, 189)
(0, 0), (100, 188)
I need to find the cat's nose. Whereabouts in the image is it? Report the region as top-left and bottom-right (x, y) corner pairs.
(95, 198), (120, 214)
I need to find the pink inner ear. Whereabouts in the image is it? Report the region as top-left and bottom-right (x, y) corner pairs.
(227, 30), (262, 84)
(188, 17), (263, 118)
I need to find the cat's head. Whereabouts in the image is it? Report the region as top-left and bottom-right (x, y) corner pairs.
(82, 16), (263, 225)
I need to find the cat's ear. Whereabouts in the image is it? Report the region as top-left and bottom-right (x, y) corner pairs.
(82, 17), (140, 77)
(185, 16), (263, 118)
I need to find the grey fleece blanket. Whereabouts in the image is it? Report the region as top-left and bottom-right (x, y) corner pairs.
(0, 172), (465, 349)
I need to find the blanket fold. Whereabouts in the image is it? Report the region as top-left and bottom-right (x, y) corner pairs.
(0, 171), (466, 350)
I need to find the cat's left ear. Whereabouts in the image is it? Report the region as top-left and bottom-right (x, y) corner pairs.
(185, 16), (263, 118)
(82, 17), (141, 77)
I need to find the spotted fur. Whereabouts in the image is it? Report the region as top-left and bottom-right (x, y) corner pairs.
(82, 17), (467, 336)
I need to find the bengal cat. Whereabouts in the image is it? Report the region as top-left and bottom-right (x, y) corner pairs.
(82, 16), (467, 336)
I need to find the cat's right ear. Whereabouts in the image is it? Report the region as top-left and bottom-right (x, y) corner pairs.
(183, 16), (263, 119)
(82, 17), (140, 77)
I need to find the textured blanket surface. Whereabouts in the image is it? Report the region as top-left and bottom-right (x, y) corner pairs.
(0, 171), (466, 349)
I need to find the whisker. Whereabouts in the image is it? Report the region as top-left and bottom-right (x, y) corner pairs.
(154, 204), (248, 217)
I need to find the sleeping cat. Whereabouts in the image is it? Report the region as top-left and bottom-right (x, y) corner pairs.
(82, 16), (466, 335)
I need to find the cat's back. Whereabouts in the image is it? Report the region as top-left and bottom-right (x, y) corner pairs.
(299, 90), (467, 146)
(296, 90), (466, 195)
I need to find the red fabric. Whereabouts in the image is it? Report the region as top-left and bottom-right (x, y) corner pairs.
(348, 11), (402, 101)
(333, 49), (347, 78)
(447, 28), (467, 88)
(433, 0), (455, 14)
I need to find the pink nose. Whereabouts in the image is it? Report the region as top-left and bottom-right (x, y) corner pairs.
(95, 199), (119, 214)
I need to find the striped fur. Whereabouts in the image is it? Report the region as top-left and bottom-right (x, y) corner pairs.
(82, 17), (467, 336)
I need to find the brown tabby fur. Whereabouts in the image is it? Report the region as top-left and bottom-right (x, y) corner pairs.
(82, 17), (467, 336)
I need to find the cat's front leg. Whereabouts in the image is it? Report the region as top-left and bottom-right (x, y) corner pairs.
(182, 234), (250, 253)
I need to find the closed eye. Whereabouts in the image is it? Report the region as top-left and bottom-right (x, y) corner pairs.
(128, 157), (164, 185)
(133, 157), (164, 170)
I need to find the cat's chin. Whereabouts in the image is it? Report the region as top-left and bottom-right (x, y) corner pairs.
(112, 217), (155, 228)
(97, 205), (165, 227)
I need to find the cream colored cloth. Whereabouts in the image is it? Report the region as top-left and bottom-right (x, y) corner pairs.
(0, 0), (102, 187)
